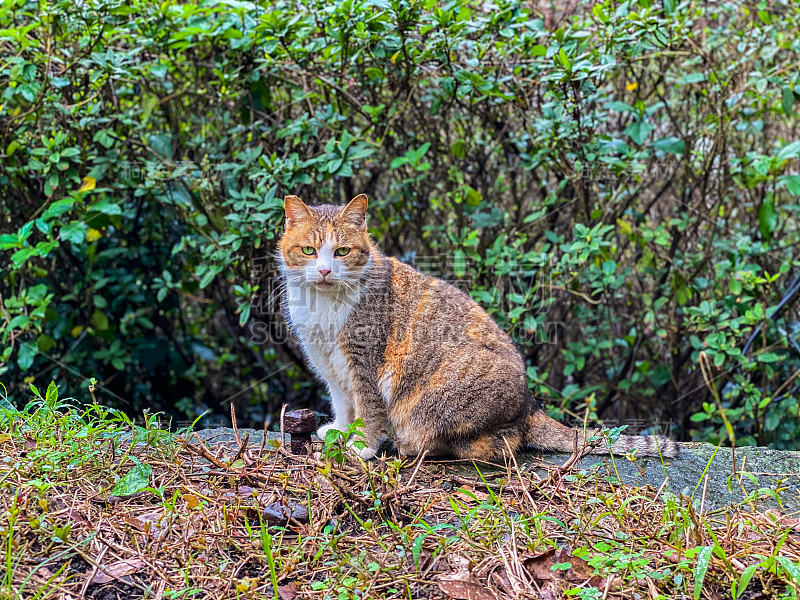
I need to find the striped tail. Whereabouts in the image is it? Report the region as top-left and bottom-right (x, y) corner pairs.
(525, 409), (679, 458)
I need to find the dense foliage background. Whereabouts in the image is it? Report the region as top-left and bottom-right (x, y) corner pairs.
(1, 0), (799, 449)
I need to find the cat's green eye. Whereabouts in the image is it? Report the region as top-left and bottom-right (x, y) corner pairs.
(334, 247), (350, 257)
(301, 246), (316, 255)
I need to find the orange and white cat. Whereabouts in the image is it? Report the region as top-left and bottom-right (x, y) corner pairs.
(278, 194), (679, 460)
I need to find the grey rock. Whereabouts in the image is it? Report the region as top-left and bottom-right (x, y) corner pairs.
(192, 428), (800, 513)
(263, 501), (310, 526)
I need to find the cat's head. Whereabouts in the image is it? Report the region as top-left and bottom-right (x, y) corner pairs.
(278, 194), (372, 292)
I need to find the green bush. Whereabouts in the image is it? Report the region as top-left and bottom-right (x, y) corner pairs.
(1, 0), (799, 448)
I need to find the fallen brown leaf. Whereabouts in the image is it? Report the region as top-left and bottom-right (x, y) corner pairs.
(183, 493), (200, 509)
(454, 488), (490, 503)
(123, 510), (165, 539)
(277, 581), (298, 600)
(90, 558), (145, 584)
(523, 548), (601, 585)
(437, 571), (494, 600)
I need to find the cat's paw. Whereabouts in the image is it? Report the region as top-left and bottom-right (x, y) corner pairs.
(347, 434), (395, 461)
(316, 421), (348, 440)
(354, 445), (377, 461)
(343, 436), (377, 460)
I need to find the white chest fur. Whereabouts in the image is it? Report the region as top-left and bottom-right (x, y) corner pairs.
(285, 284), (358, 395)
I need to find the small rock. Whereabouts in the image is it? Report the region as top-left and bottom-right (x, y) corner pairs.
(263, 501), (309, 526)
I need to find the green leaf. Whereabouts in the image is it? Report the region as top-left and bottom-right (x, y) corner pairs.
(148, 133), (171, 158)
(324, 427), (343, 448)
(42, 198), (76, 221)
(758, 198), (777, 241)
(557, 48), (570, 70)
(390, 156), (407, 169)
(19, 84), (35, 102)
(756, 352), (781, 363)
(19, 221), (34, 242)
(777, 141), (800, 161)
(464, 186), (482, 206)
(340, 130), (352, 150)
(453, 249), (466, 277)
(327, 157), (343, 173)
(677, 72), (707, 85)
(59, 221), (87, 244)
(411, 142), (431, 163)
(508, 306), (525, 319)
(650, 365), (671, 386)
(37, 334), (56, 352)
(11, 247), (37, 267)
(782, 85), (794, 116)
(18, 343), (36, 371)
(45, 381), (58, 405)
(346, 144), (374, 161)
(7, 315), (29, 330)
(150, 63), (168, 79)
(624, 120), (653, 145)
(199, 270), (216, 289)
(90, 199), (123, 216)
(93, 130), (115, 149)
(729, 278), (742, 295)
(592, 4), (608, 23)
(780, 175), (800, 195)
(653, 137), (685, 154)
(776, 556), (800, 588)
(530, 44), (547, 57)
(50, 76), (70, 88)
(450, 140), (466, 159)
(735, 564), (757, 598)
(673, 275), (692, 306)
(607, 101), (635, 112)
(765, 411), (780, 431)
(693, 546), (713, 600)
(111, 463), (153, 496)
(92, 309), (109, 331)
(239, 303), (251, 327)
(412, 532), (428, 567)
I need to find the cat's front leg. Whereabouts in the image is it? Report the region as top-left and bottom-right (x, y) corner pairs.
(350, 380), (391, 460)
(316, 382), (354, 441)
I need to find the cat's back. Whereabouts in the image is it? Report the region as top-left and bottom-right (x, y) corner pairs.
(374, 257), (528, 451)
(378, 257), (522, 369)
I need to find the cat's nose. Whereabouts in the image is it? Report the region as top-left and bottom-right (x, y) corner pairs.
(318, 269), (331, 278)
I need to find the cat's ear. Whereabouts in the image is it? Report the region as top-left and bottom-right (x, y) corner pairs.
(284, 195), (313, 227)
(340, 194), (368, 229)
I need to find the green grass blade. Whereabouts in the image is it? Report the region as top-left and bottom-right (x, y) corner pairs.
(693, 545), (714, 600)
(776, 556), (800, 597)
(735, 564), (757, 598)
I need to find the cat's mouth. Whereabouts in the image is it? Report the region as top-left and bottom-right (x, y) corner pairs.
(314, 280), (335, 290)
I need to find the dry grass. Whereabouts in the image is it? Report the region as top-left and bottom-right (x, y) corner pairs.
(1, 388), (799, 600)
